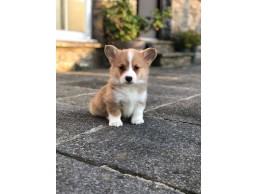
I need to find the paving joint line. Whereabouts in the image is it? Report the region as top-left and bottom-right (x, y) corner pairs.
(56, 125), (108, 146)
(101, 165), (186, 194)
(57, 92), (97, 100)
(56, 103), (85, 110)
(145, 115), (200, 127)
(163, 118), (201, 126)
(55, 102), (72, 106)
(145, 93), (200, 112)
(58, 71), (109, 77)
(56, 150), (197, 194)
(151, 84), (199, 91)
(147, 94), (178, 100)
(147, 94), (198, 100)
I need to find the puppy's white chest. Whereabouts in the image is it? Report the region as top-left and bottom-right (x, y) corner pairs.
(114, 87), (146, 118)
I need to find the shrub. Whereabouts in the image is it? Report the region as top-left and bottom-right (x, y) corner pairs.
(172, 30), (201, 50)
(103, 0), (171, 43)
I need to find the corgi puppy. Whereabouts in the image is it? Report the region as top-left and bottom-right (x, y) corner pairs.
(89, 45), (157, 127)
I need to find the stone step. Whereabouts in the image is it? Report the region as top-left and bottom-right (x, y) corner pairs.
(153, 52), (194, 68)
(146, 40), (174, 53)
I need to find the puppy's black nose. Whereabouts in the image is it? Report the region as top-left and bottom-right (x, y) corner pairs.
(125, 76), (132, 82)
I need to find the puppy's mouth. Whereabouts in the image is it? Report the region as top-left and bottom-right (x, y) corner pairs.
(125, 82), (134, 85)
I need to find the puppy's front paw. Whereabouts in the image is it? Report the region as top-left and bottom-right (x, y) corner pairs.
(109, 120), (123, 127)
(131, 117), (144, 125)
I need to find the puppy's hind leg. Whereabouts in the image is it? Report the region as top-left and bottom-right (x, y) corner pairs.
(89, 100), (97, 116)
(89, 99), (106, 117)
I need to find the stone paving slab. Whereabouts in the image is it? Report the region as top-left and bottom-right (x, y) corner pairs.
(56, 65), (201, 194)
(56, 73), (108, 85)
(148, 77), (200, 90)
(56, 85), (98, 98)
(56, 92), (199, 144)
(149, 66), (201, 76)
(148, 85), (199, 98)
(56, 93), (181, 144)
(146, 95), (179, 111)
(56, 104), (107, 144)
(56, 84), (198, 113)
(57, 153), (183, 194)
(57, 92), (179, 112)
(57, 93), (95, 107)
(145, 95), (201, 125)
(57, 74), (98, 84)
(57, 117), (201, 194)
(146, 95), (201, 125)
(67, 78), (108, 89)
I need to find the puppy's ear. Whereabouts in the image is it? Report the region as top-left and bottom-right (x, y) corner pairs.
(104, 45), (119, 62)
(142, 48), (157, 65)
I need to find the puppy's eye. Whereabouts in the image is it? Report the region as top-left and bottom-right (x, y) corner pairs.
(119, 65), (125, 72)
(134, 65), (139, 71)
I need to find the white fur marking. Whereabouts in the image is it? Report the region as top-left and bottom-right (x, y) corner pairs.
(131, 91), (146, 124)
(108, 113), (123, 127)
(120, 51), (137, 84)
(131, 103), (145, 125)
(128, 50), (134, 66)
(114, 87), (147, 118)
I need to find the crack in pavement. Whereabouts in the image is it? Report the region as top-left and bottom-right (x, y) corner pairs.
(163, 118), (201, 126)
(56, 125), (109, 146)
(56, 92), (97, 100)
(145, 94), (201, 112)
(145, 115), (200, 127)
(56, 150), (198, 194)
(101, 165), (186, 194)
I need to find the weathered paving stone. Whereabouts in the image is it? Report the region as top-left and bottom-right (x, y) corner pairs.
(56, 85), (98, 98)
(57, 74), (97, 84)
(57, 92), (178, 112)
(57, 66), (201, 193)
(56, 153), (183, 194)
(149, 77), (201, 90)
(57, 117), (201, 193)
(148, 66), (201, 90)
(56, 103), (107, 144)
(57, 73), (108, 85)
(146, 95), (178, 111)
(146, 95), (201, 125)
(57, 93), (96, 107)
(148, 85), (199, 99)
(149, 66), (201, 77)
(67, 79), (108, 89)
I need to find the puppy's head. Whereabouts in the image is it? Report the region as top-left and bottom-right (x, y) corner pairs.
(104, 45), (157, 85)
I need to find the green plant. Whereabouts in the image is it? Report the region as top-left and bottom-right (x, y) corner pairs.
(147, 8), (172, 31)
(103, 0), (171, 43)
(174, 30), (201, 50)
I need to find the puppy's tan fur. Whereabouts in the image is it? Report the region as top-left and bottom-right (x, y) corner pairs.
(89, 45), (157, 127)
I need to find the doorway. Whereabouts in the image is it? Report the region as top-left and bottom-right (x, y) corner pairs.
(137, 0), (158, 39)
